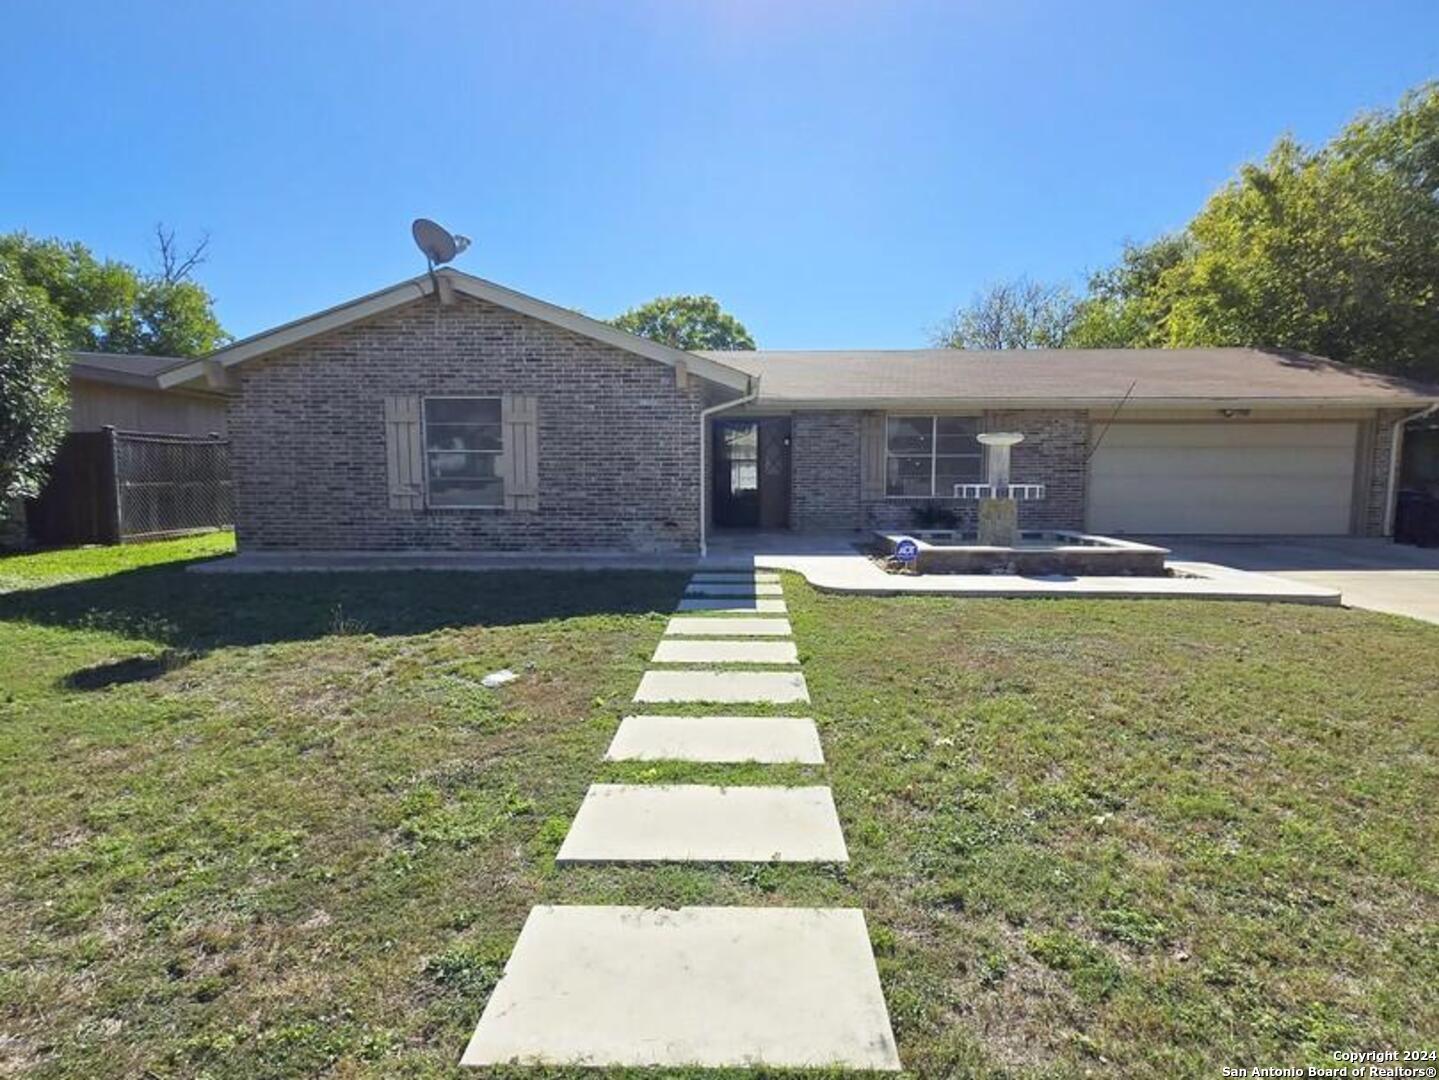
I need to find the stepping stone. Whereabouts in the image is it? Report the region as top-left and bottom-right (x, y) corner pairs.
(665, 617), (792, 637)
(606, 715), (824, 764)
(676, 598), (787, 613)
(651, 639), (798, 665)
(460, 905), (900, 1070)
(634, 669), (808, 704)
(684, 582), (785, 597)
(556, 784), (848, 863)
(691, 571), (781, 583)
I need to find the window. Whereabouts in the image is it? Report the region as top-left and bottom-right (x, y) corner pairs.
(885, 415), (982, 497)
(424, 397), (504, 507)
(722, 424), (759, 493)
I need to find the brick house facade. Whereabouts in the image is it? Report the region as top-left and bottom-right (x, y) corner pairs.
(229, 293), (711, 552)
(157, 269), (1434, 551)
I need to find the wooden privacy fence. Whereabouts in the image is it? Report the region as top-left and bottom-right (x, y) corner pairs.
(26, 428), (233, 545)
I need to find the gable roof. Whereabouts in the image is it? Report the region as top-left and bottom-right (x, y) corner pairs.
(159, 269), (754, 393)
(70, 350), (184, 389)
(703, 347), (1439, 408)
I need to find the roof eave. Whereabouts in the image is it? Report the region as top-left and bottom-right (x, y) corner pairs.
(158, 269), (752, 393)
(748, 395), (1439, 410)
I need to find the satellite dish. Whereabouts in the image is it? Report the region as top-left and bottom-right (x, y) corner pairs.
(411, 218), (467, 268)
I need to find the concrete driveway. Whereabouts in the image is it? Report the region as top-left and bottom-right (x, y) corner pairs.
(1146, 537), (1439, 625)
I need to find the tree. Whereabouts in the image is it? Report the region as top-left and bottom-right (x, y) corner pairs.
(609, 294), (755, 351)
(0, 266), (68, 503)
(0, 227), (227, 357)
(931, 277), (1079, 349)
(1072, 82), (1439, 380)
(1066, 234), (1192, 348)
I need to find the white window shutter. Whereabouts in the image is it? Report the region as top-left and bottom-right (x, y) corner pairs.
(383, 395), (424, 510)
(501, 393), (539, 511)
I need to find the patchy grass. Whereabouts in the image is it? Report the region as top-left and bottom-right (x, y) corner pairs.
(0, 540), (1435, 1077)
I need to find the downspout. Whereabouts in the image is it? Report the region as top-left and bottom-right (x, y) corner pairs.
(1385, 402), (1439, 536)
(698, 376), (761, 557)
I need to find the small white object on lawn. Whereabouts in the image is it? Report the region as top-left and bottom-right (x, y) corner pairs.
(481, 669), (518, 688)
(459, 905), (899, 1070)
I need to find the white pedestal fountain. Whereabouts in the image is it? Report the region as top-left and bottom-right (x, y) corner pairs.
(974, 432), (1026, 547)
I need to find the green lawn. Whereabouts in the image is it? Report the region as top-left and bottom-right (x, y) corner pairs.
(0, 537), (1435, 1078)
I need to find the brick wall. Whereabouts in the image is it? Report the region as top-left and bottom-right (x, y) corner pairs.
(790, 411), (862, 530)
(1361, 408), (1409, 537)
(229, 294), (706, 552)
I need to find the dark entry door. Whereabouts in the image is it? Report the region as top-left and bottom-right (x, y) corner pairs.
(712, 418), (791, 529)
(758, 418), (792, 528)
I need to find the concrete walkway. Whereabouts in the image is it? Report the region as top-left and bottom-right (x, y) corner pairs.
(605, 715), (824, 764)
(1150, 536), (1439, 625)
(634, 669), (810, 704)
(461, 568), (900, 1069)
(461, 906), (900, 1070)
(556, 784), (849, 863)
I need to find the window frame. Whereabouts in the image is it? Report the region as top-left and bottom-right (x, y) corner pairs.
(883, 414), (984, 498)
(421, 395), (506, 510)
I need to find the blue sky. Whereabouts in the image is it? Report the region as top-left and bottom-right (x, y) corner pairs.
(3, 1), (1436, 349)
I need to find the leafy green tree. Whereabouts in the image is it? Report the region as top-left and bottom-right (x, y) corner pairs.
(609, 294), (755, 351)
(932, 277), (1079, 349)
(0, 266), (68, 502)
(1072, 83), (1439, 379)
(1067, 235), (1192, 348)
(0, 227), (227, 357)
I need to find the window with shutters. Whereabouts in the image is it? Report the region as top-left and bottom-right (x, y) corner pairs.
(885, 415), (983, 497)
(423, 397), (504, 508)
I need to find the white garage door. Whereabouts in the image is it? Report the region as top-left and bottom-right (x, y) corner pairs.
(1088, 422), (1359, 535)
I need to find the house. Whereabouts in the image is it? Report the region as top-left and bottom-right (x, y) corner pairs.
(68, 352), (229, 436)
(21, 353), (232, 547)
(158, 269), (1439, 554)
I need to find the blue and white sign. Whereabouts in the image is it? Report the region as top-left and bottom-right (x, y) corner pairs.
(893, 537), (920, 564)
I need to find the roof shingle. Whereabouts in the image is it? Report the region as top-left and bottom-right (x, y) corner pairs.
(698, 347), (1439, 406)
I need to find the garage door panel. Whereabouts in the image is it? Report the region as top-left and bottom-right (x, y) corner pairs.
(1098, 423), (1358, 450)
(1091, 446), (1357, 481)
(1088, 422), (1357, 535)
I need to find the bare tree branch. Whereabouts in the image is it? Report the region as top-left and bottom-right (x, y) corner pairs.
(153, 223), (211, 285)
(931, 276), (1079, 350)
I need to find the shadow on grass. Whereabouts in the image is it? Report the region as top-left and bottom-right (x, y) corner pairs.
(0, 558), (688, 685)
(62, 649), (199, 690)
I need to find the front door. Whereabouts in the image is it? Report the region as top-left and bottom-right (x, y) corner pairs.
(712, 418), (791, 529)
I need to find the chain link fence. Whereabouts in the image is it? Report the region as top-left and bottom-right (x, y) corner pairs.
(25, 428), (233, 545)
(114, 431), (233, 540)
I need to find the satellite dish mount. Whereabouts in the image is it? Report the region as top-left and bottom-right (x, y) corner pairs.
(411, 218), (472, 297)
